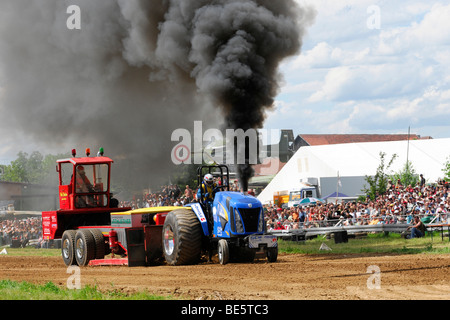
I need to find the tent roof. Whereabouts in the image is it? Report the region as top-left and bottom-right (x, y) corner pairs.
(323, 191), (349, 199)
(298, 134), (423, 146)
(258, 138), (450, 204)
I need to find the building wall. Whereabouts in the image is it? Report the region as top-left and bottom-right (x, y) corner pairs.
(0, 181), (57, 211)
(0, 181), (25, 200)
(319, 176), (367, 199)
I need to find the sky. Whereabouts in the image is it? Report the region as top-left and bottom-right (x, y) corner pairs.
(265, 0), (450, 141)
(0, 0), (449, 165)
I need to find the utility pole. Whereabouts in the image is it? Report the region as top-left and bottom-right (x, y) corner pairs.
(406, 126), (410, 172)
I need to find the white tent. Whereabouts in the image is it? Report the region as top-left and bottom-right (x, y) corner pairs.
(257, 138), (450, 204)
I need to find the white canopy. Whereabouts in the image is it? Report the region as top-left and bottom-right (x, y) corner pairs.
(257, 138), (450, 204)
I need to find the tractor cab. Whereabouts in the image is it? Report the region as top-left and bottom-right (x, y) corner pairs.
(196, 165), (230, 204)
(195, 165), (265, 238)
(57, 148), (116, 211)
(196, 165), (230, 228)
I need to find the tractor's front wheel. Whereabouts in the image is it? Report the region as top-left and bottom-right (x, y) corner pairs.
(218, 239), (229, 265)
(266, 246), (278, 263)
(163, 209), (202, 266)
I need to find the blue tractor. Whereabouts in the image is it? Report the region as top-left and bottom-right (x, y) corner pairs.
(162, 165), (278, 265)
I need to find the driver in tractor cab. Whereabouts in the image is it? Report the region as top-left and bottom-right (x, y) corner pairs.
(75, 166), (94, 207)
(197, 173), (217, 206)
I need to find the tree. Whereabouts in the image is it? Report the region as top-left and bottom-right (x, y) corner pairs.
(362, 152), (397, 200)
(443, 156), (450, 182)
(1, 151), (69, 185)
(170, 162), (201, 190)
(390, 160), (419, 188)
(2, 151), (29, 182)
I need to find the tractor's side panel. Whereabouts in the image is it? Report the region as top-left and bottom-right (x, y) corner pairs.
(58, 185), (72, 210)
(42, 211), (58, 240)
(43, 209), (124, 240)
(186, 203), (209, 236)
(212, 202), (232, 239)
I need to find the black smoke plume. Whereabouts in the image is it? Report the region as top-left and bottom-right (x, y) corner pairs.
(0, 0), (315, 193)
(167, 0), (315, 190)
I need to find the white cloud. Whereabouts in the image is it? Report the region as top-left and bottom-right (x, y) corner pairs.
(273, 100), (295, 115)
(293, 42), (370, 69)
(342, 85), (450, 132)
(375, 3), (450, 54)
(280, 80), (321, 95)
(410, 3), (450, 44)
(307, 66), (353, 102)
(269, 1), (450, 139)
(308, 60), (436, 103)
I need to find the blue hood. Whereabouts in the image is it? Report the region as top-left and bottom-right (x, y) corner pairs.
(214, 191), (262, 209)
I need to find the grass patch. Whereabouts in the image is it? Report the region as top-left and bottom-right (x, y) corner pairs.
(278, 232), (450, 255)
(0, 279), (171, 300)
(1, 232), (448, 299)
(0, 246), (61, 257)
(0, 248), (173, 300)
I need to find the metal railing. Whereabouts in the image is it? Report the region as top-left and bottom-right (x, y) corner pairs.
(268, 213), (449, 239)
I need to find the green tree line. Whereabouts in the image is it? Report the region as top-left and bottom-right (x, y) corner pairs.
(0, 151), (200, 192)
(0, 151), (69, 186)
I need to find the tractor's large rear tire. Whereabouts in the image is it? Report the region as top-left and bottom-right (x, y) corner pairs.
(163, 209), (202, 266)
(61, 230), (77, 266)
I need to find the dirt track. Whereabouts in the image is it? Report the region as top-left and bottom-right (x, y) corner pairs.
(1, 253), (449, 300)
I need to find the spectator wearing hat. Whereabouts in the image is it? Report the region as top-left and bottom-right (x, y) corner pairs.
(274, 221), (285, 230)
(436, 202), (448, 223)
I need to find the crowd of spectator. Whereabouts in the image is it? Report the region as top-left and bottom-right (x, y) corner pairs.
(119, 184), (194, 209)
(119, 179), (247, 209)
(118, 178), (449, 234)
(265, 179), (449, 231)
(0, 217), (42, 247)
(1, 177), (448, 248)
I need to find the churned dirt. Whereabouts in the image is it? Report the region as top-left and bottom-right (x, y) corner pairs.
(1, 253), (449, 300)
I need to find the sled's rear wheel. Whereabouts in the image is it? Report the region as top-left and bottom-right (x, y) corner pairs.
(61, 230), (77, 266)
(75, 229), (96, 266)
